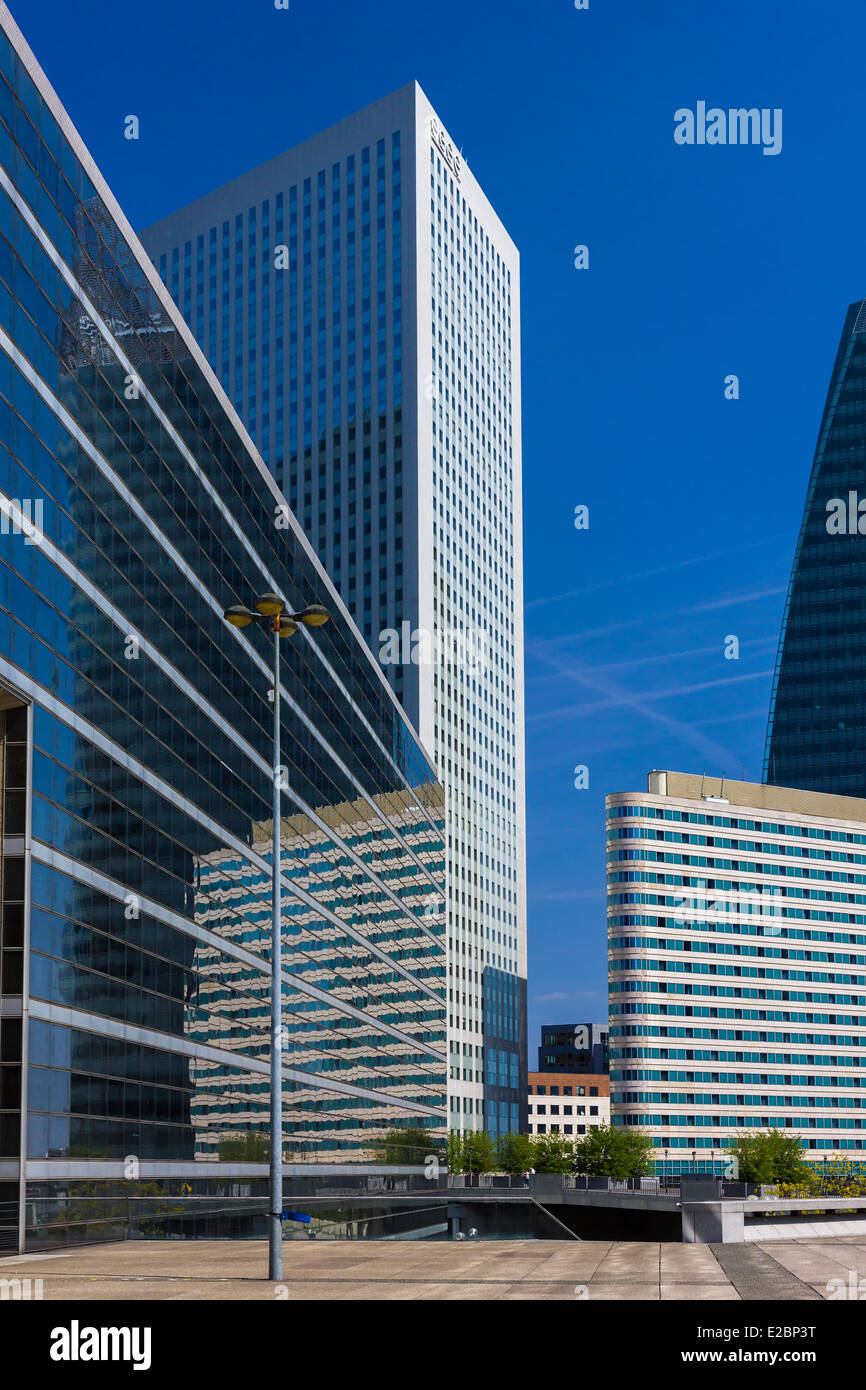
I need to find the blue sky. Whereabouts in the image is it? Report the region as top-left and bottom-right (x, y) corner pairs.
(18, 0), (866, 1058)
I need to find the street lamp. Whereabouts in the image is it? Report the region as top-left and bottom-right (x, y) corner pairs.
(223, 594), (329, 1281)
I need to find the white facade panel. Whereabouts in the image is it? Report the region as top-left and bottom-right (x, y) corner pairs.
(141, 81), (527, 1136)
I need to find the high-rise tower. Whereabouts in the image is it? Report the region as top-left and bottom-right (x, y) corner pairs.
(765, 299), (866, 796)
(141, 83), (527, 1136)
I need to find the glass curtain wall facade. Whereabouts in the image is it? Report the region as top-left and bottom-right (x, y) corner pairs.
(537, 1023), (609, 1074)
(765, 298), (866, 797)
(608, 771), (866, 1174)
(0, 6), (446, 1253)
(140, 83), (527, 1141)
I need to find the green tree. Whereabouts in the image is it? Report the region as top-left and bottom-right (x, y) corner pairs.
(373, 1127), (439, 1166)
(531, 1132), (575, 1173)
(496, 1131), (535, 1176)
(726, 1130), (809, 1184)
(463, 1129), (496, 1174)
(446, 1130), (465, 1174)
(763, 1129), (810, 1183)
(445, 1130), (495, 1175)
(573, 1124), (654, 1178)
(218, 1131), (270, 1162)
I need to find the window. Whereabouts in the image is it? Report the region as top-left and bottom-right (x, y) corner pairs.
(590, 1106), (598, 1116)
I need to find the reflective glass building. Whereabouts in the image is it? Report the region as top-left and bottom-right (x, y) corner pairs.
(0, 5), (446, 1253)
(765, 298), (866, 796)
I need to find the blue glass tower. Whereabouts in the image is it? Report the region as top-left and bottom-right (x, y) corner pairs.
(765, 299), (866, 796)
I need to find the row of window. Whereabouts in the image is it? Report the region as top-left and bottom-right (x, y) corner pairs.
(529, 1123), (598, 1136)
(528, 1104), (601, 1117)
(529, 1084), (600, 1096)
(607, 803), (866, 844)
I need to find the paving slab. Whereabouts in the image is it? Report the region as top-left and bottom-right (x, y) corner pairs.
(710, 1243), (823, 1300)
(587, 1283), (662, 1300)
(499, 1283), (591, 1301)
(795, 1238), (866, 1269)
(661, 1285), (741, 1301)
(0, 1237), (860, 1300)
(413, 1282), (510, 1301)
(753, 1239), (865, 1296)
(592, 1247), (661, 1284)
(661, 1246), (730, 1283)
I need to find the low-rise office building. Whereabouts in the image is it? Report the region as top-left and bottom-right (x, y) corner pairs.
(526, 1072), (610, 1138)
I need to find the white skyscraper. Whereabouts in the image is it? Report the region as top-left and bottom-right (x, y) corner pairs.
(142, 82), (526, 1136)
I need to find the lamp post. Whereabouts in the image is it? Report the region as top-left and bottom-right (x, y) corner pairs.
(224, 594), (329, 1281)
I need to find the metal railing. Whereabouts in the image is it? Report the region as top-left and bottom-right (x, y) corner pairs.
(12, 1192), (557, 1247)
(0, 1200), (18, 1251)
(562, 1175), (682, 1195)
(445, 1174), (531, 1190)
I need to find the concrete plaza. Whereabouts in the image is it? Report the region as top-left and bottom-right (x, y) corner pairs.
(1, 1236), (864, 1299)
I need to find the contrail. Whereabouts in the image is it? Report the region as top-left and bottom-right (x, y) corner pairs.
(525, 538), (789, 612)
(527, 668), (773, 727)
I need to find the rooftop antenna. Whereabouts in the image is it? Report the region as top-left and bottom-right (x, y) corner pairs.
(720, 772), (726, 799)
(700, 769), (706, 798)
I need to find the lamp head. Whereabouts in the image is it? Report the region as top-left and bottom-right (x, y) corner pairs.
(277, 617), (299, 638)
(224, 605), (256, 627)
(255, 592), (285, 617)
(295, 604), (330, 627)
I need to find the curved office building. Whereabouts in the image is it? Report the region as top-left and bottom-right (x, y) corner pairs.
(0, 4), (446, 1253)
(765, 298), (866, 796)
